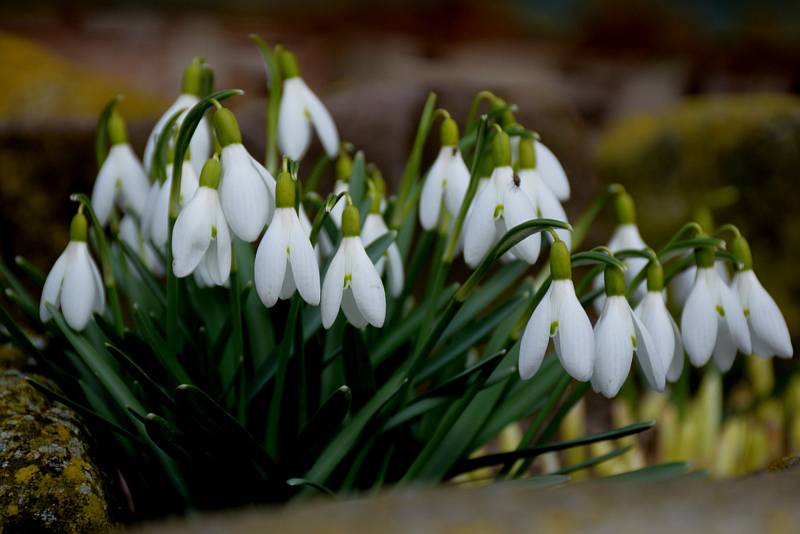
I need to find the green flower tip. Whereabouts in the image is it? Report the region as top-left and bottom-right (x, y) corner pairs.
(342, 205), (361, 237)
(489, 95), (516, 127)
(694, 245), (716, 269)
(213, 107), (242, 147)
(369, 189), (382, 214)
(108, 110), (128, 146)
(549, 239), (571, 280)
(182, 57), (205, 96)
(336, 152), (353, 182)
(440, 117), (460, 147)
(278, 49), (300, 79)
(646, 261), (664, 292)
(604, 265), (626, 296)
(199, 157), (221, 189)
(492, 128), (512, 167)
(368, 165), (386, 197)
(276, 171), (296, 208)
(730, 234), (753, 271)
(614, 191), (636, 226)
(70, 212), (88, 242)
(518, 138), (537, 170)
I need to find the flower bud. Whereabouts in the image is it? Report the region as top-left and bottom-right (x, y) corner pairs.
(549, 239), (571, 280)
(518, 138), (537, 170)
(278, 49), (300, 79)
(369, 189), (382, 215)
(199, 156), (221, 189)
(213, 107), (242, 147)
(440, 117), (459, 147)
(613, 191), (636, 225)
(492, 129), (512, 167)
(336, 152), (353, 182)
(646, 261), (664, 292)
(604, 265), (625, 296)
(489, 95), (516, 128)
(730, 233), (753, 271)
(70, 212), (88, 242)
(694, 246), (715, 269)
(181, 57), (204, 97)
(341, 205), (360, 237)
(275, 171), (295, 209)
(108, 110), (128, 146)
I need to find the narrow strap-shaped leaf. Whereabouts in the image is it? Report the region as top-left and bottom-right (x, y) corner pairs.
(342, 326), (376, 410)
(0, 260), (38, 320)
(348, 151), (367, 208)
(106, 343), (179, 410)
(250, 34), (282, 174)
(13, 256), (45, 288)
(417, 349), (506, 399)
(286, 386), (351, 473)
(0, 301), (43, 357)
(117, 239), (166, 308)
(131, 305), (191, 385)
(95, 94), (123, 166)
(286, 478), (334, 497)
(570, 250), (626, 270)
(144, 413), (196, 461)
(381, 396), (450, 433)
(365, 231), (398, 264)
(604, 462), (692, 482)
(554, 445), (632, 476)
(150, 108), (185, 183)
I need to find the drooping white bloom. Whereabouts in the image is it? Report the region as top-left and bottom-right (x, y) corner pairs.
(254, 172), (320, 307)
(635, 290), (683, 383)
(511, 136), (570, 202)
(361, 209), (404, 297)
(321, 205), (385, 329)
(670, 258), (730, 309)
(733, 270), (792, 359)
(419, 145), (470, 231)
(518, 168), (571, 248)
(215, 108), (276, 242)
(40, 214), (105, 331)
(150, 161), (199, 249)
(593, 223), (649, 312)
(119, 215), (163, 276)
(681, 259), (751, 371)
(329, 180), (349, 228)
(143, 93), (211, 177)
(277, 52), (339, 161)
(92, 128), (149, 225)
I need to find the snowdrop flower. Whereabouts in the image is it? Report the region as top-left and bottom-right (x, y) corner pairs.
(119, 215), (163, 276)
(330, 152), (352, 228)
(150, 154), (199, 249)
(517, 138), (571, 248)
(463, 129), (540, 268)
(362, 190), (403, 297)
(592, 265), (665, 397)
(419, 116), (470, 230)
(681, 246), (751, 371)
(730, 235), (792, 359)
(254, 171), (320, 307)
(171, 157), (231, 286)
(143, 58), (211, 176)
(277, 49), (339, 162)
(91, 111), (149, 225)
(321, 204), (385, 329)
(634, 262), (684, 383)
(670, 257), (730, 309)
(40, 212), (105, 331)
(215, 107), (276, 241)
(520, 240), (594, 381)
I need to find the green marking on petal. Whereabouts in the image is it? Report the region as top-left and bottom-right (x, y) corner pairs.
(493, 204), (503, 219)
(549, 320), (559, 336)
(343, 273), (352, 289)
(211, 225), (217, 239)
(716, 305), (725, 317)
(286, 245), (291, 256)
(743, 308), (750, 317)
(631, 335), (637, 349)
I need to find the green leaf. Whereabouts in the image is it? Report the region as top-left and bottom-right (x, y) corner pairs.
(348, 151), (367, 208)
(570, 250), (627, 270)
(144, 413), (195, 461)
(605, 462), (693, 482)
(417, 349), (506, 398)
(105, 343), (178, 410)
(95, 94), (123, 166)
(117, 239), (166, 309)
(365, 231), (398, 264)
(0, 301), (43, 358)
(658, 237), (724, 259)
(554, 445), (632, 476)
(250, 34), (282, 173)
(286, 478), (334, 497)
(266, 296), (302, 457)
(131, 305), (191, 385)
(0, 259), (38, 320)
(286, 386), (351, 473)
(13, 256), (45, 288)
(150, 107), (185, 183)
(342, 326), (376, 410)
(381, 396), (450, 432)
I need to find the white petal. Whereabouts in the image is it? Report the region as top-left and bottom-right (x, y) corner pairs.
(636, 292), (675, 383)
(667, 317), (685, 382)
(553, 280), (595, 381)
(442, 148), (471, 218)
(321, 245), (346, 329)
(463, 180), (498, 268)
(330, 181), (349, 228)
(341, 288), (368, 329)
(681, 269), (718, 367)
(208, 203), (231, 285)
(140, 181), (161, 239)
(150, 176), (172, 247)
(144, 94), (198, 173)
(386, 243), (404, 297)
(348, 238), (386, 328)
(503, 183), (540, 264)
(91, 151), (119, 226)
(116, 143), (150, 219)
(40, 247), (70, 322)
(631, 307), (666, 392)
(534, 140), (570, 201)
(248, 155), (277, 225)
(254, 210), (289, 307)
(280, 265), (297, 300)
(669, 264), (696, 309)
(278, 78), (311, 161)
(219, 144), (269, 242)
(288, 213), (321, 306)
(61, 243), (97, 331)
(519, 286), (553, 380)
(88, 250), (106, 313)
(171, 187), (215, 277)
(419, 149), (446, 230)
(361, 213), (386, 246)
(177, 161), (200, 207)
(533, 173), (571, 249)
(712, 318), (738, 372)
(189, 116), (212, 176)
(593, 297), (634, 398)
(718, 275), (751, 355)
(298, 78), (339, 158)
(739, 271), (792, 358)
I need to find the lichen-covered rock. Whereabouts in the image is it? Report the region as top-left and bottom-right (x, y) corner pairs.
(0, 347), (113, 533)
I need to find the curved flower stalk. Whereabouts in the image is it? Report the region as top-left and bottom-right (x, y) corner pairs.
(419, 116), (470, 231)
(516, 138), (571, 248)
(463, 129), (540, 268)
(255, 171), (320, 307)
(215, 106), (276, 241)
(171, 157), (231, 286)
(144, 58), (212, 176)
(277, 48), (339, 162)
(91, 110), (149, 225)
(321, 204), (385, 329)
(362, 189), (403, 297)
(634, 262), (683, 383)
(519, 240), (594, 381)
(119, 215), (163, 276)
(681, 246), (751, 371)
(150, 155), (199, 249)
(730, 234), (792, 359)
(40, 212), (105, 331)
(593, 264), (666, 398)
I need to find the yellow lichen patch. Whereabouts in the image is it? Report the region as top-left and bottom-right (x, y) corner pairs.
(55, 423), (72, 442)
(14, 465), (39, 484)
(63, 459), (88, 483)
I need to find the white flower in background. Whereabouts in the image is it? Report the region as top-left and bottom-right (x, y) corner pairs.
(40, 213), (105, 331)
(592, 266), (666, 397)
(361, 193), (404, 297)
(321, 205), (385, 329)
(516, 138), (571, 248)
(255, 171), (320, 307)
(171, 158), (231, 286)
(511, 136), (570, 202)
(463, 131), (540, 268)
(670, 257), (730, 309)
(119, 215), (163, 276)
(519, 241), (594, 381)
(215, 107), (276, 242)
(634, 263), (683, 383)
(277, 49), (339, 161)
(91, 111), (149, 225)
(730, 235), (792, 360)
(330, 180), (350, 228)
(681, 247), (751, 371)
(143, 58), (211, 176)
(150, 158), (199, 249)
(419, 117), (470, 230)
(140, 180), (161, 244)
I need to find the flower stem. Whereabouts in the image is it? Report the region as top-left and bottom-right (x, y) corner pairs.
(250, 34), (283, 174)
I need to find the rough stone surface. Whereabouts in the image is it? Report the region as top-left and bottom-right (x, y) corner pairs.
(0, 346), (113, 533)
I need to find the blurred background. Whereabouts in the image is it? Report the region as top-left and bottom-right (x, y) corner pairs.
(1, 0), (799, 475)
